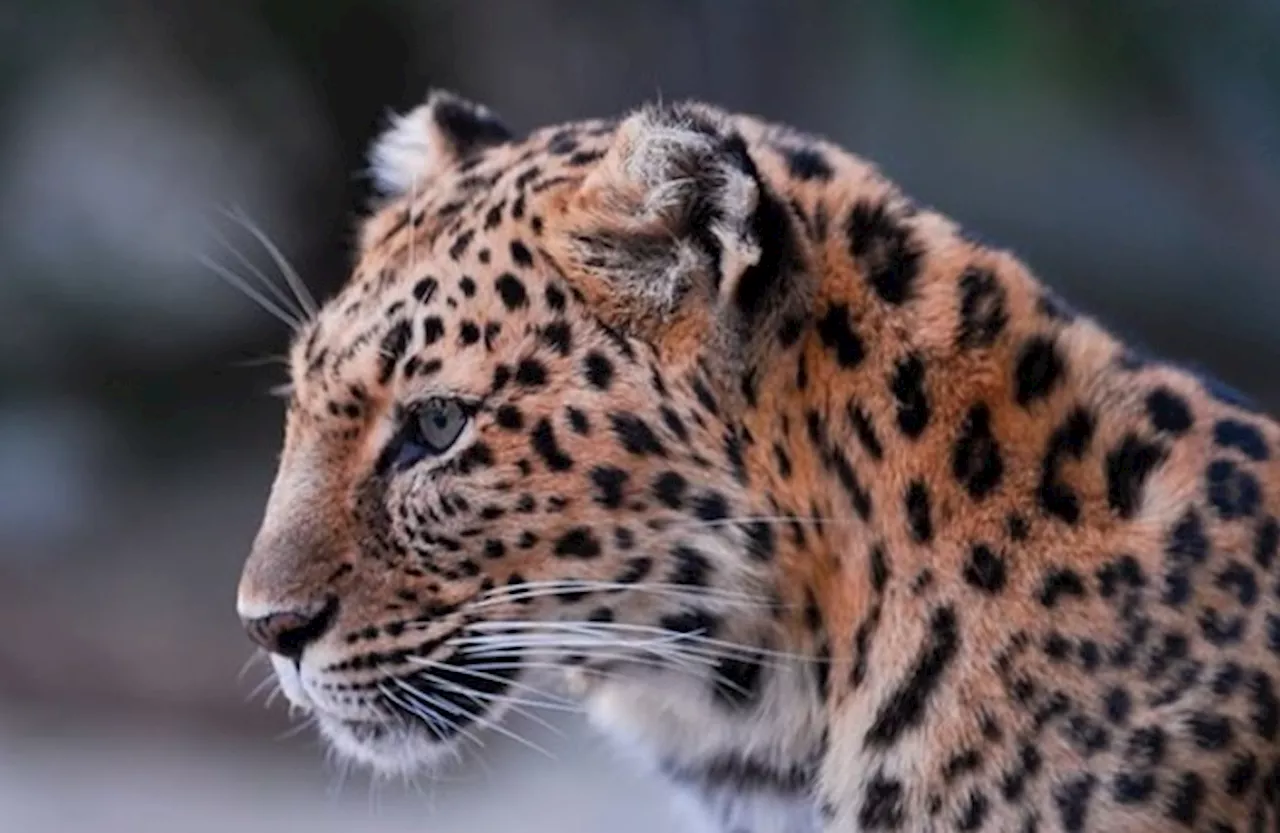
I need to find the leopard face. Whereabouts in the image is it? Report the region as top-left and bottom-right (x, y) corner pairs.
(236, 93), (802, 776)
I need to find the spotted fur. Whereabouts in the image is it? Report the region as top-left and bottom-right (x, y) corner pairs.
(237, 91), (1280, 833)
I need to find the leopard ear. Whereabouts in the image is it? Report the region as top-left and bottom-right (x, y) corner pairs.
(369, 90), (512, 197)
(564, 101), (799, 325)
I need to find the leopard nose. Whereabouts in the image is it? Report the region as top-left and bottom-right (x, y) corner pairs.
(240, 597), (339, 661)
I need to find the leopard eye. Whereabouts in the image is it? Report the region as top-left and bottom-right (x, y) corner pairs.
(415, 398), (468, 453)
(386, 398), (470, 472)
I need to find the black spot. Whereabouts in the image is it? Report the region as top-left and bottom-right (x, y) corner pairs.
(1216, 418), (1270, 461)
(590, 466), (628, 508)
(963, 544), (1007, 593)
(773, 443), (793, 479)
(744, 521), (776, 562)
(1038, 406), (1095, 524)
(956, 791), (989, 831)
(725, 432), (749, 486)
(1146, 388), (1193, 435)
(692, 491), (729, 522)
(509, 240), (533, 268)
(1189, 712), (1234, 750)
(583, 351), (614, 389)
(1054, 774), (1096, 832)
(827, 448), (872, 520)
(1106, 435), (1167, 518)
(553, 527), (602, 559)
(782, 145), (833, 180)
(904, 481), (933, 543)
(865, 606), (960, 747)
(610, 413), (666, 457)
(1248, 670), (1279, 741)
(545, 284), (567, 311)
(483, 321), (502, 351)
(848, 402), (884, 460)
(1039, 568), (1086, 608)
(1168, 771), (1205, 826)
(448, 229), (475, 260)
(953, 404), (1004, 499)
(540, 321), (571, 356)
(530, 419), (573, 471)
(659, 609), (719, 638)
(458, 320), (481, 346)
(484, 203), (504, 230)
(1212, 662), (1244, 696)
(890, 354), (930, 438)
(944, 749), (983, 781)
(691, 377), (719, 416)
(1126, 725), (1166, 767)
(1105, 687), (1132, 723)
(1207, 458), (1262, 520)
(847, 199), (920, 305)
(869, 544), (890, 592)
(1217, 562), (1258, 606)
(1044, 632), (1072, 661)
(652, 471), (688, 509)
(1014, 336), (1065, 406)
(421, 316), (444, 345)
(859, 773), (904, 829)
(1097, 554), (1145, 599)
(1225, 754), (1258, 797)
(1255, 516), (1279, 568)
(615, 556), (650, 583)
(817, 303), (865, 368)
(1112, 772), (1155, 804)
(669, 545), (711, 587)
(376, 320), (412, 385)
(712, 654), (765, 709)
(412, 277), (439, 303)
(495, 273), (528, 310)
(515, 358), (548, 388)
(957, 266), (1008, 348)
(1168, 509), (1209, 564)
(565, 407), (590, 435)
(660, 406), (689, 443)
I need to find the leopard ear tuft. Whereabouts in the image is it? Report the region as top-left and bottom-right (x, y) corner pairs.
(368, 90), (512, 197)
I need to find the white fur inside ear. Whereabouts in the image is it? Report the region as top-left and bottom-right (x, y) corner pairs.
(368, 105), (435, 197)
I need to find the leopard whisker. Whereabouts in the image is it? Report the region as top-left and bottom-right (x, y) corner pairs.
(464, 619), (819, 662)
(209, 222), (307, 323)
(404, 655), (579, 709)
(383, 678), (485, 749)
(465, 579), (778, 611)
(198, 253), (303, 330)
(394, 677), (557, 760)
(224, 205), (318, 318)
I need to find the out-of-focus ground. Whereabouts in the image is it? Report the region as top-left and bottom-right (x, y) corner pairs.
(0, 711), (678, 833)
(1, 2), (1278, 830)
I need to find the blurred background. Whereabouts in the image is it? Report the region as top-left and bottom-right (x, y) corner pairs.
(2, 1), (1278, 831)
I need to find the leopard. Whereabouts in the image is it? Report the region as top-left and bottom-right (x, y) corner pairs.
(235, 90), (1280, 833)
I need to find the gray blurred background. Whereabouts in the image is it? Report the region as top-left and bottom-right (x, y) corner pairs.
(1, 2), (1278, 831)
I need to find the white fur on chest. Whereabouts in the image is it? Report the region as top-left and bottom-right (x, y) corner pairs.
(576, 665), (824, 833)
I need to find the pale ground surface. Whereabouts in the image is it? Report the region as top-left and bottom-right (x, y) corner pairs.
(0, 709), (681, 833)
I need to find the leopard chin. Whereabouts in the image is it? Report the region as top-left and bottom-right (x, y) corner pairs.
(316, 711), (460, 777)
